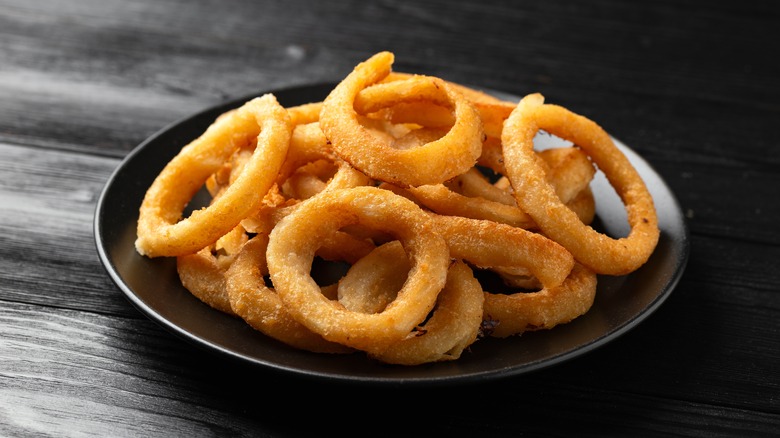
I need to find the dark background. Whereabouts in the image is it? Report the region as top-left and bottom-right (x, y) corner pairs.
(1, 0), (778, 436)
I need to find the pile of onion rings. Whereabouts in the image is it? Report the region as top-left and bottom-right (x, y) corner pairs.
(135, 51), (659, 366)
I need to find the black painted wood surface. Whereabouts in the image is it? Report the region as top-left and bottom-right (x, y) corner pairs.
(1, 0), (778, 436)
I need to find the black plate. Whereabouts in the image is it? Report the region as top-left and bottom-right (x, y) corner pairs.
(94, 83), (689, 386)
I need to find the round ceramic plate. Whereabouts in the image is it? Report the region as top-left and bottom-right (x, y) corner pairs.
(94, 83), (689, 386)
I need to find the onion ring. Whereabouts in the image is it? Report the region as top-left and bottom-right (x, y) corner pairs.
(381, 72), (515, 139)
(452, 167), (516, 205)
(205, 104), (331, 201)
(336, 240), (408, 314)
(176, 224), (249, 315)
(567, 186), (596, 226)
(367, 261), (484, 365)
(483, 263), (598, 338)
(391, 146), (596, 230)
(431, 214), (596, 338)
(477, 135), (507, 175)
(136, 94), (292, 257)
(266, 186), (450, 351)
(225, 233), (352, 354)
(287, 102), (323, 126)
(337, 241), (484, 365)
(319, 51), (484, 187)
(502, 93), (659, 275)
(241, 121), (372, 237)
(433, 215), (574, 289)
(282, 159), (348, 200)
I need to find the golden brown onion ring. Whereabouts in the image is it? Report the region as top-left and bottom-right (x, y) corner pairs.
(336, 240), (408, 314)
(381, 72), (515, 139)
(366, 260), (484, 366)
(567, 186), (596, 226)
(433, 215), (574, 289)
(176, 225), (249, 315)
(276, 122), (333, 183)
(539, 147), (596, 205)
(242, 121), (372, 237)
(225, 233), (353, 354)
(502, 93), (659, 275)
(451, 167), (516, 204)
(483, 263), (598, 338)
(431, 214), (596, 338)
(319, 51), (484, 187)
(287, 102), (323, 126)
(337, 240), (484, 365)
(282, 159), (343, 200)
(135, 94), (292, 257)
(266, 186), (450, 351)
(401, 182), (536, 229)
(393, 146), (596, 230)
(477, 135), (507, 175)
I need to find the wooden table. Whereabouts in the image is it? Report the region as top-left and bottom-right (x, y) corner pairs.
(2, 0), (778, 435)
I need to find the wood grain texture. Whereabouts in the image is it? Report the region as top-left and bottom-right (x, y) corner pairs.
(0, 143), (134, 316)
(1, 0), (779, 436)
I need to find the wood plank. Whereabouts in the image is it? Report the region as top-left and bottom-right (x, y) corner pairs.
(0, 301), (265, 436)
(1, 300), (778, 436)
(0, 143), (135, 316)
(1, 0), (777, 157)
